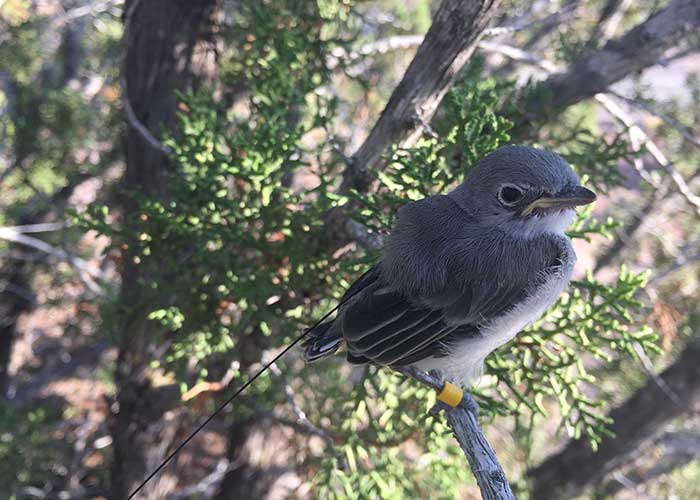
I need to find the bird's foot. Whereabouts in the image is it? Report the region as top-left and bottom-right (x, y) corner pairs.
(424, 370), (479, 417)
(460, 392), (480, 417)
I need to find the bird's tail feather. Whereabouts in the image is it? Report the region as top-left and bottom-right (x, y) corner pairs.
(303, 321), (342, 362)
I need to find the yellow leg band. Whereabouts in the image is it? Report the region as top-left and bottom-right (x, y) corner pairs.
(437, 381), (463, 407)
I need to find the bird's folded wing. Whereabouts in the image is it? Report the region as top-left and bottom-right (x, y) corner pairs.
(341, 266), (532, 366)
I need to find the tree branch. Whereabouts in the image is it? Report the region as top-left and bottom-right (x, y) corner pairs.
(340, 0), (501, 193)
(602, 432), (700, 498)
(122, 75), (172, 156)
(535, 0), (700, 112)
(529, 336), (700, 499)
(0, 226), (106, 293)
(396, 367), (515, 500)
(590, 0), (634, 43)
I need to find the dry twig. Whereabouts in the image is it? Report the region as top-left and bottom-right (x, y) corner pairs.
(594, 93), (700, 217)
(0, 226), (106, 293)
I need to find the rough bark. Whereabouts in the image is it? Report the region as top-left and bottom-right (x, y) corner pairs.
(111, 1), (221, 498)
(538, 0), (700, 112)
(445, 408), (515, 500)
(397, 367), (515, 500)
(529, 338), (700, 500)
(341, 0), (500, 193)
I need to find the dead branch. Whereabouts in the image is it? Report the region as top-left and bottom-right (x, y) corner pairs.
(122, 76), (172, 156)
(268, 360), (337, 452)
(595, 93), (700, 217)
(609, 90), (700, 151)
(170, 459), (230, 500)
(602, 432), (700, 498)
(0, 226), (106, 293)
(0, 222), (66, 233)
(474, 38), (700, 219)
(591, 0), (634, 43)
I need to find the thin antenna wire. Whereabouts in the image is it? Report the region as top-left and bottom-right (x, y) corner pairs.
(127, 301), (344, 499)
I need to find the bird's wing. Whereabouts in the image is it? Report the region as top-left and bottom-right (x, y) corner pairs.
(341, 267), (533, 366)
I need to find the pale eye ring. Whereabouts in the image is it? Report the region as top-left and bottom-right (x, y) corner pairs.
(498, 184), (524, 206)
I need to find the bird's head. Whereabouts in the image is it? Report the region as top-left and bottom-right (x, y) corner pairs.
(449, 145), (597, 237)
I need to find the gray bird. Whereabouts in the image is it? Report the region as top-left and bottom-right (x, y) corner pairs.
(304, 145), (596, 384)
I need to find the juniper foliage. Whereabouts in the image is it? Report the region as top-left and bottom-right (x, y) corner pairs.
(2, 0), (663, 497)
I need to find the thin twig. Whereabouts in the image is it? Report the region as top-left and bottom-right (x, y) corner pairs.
(608, 90), (700, 151)
(610, 471), (661, 500)
(488, 1), (581, 38)
(648, 247), (700, 285)
(327, 36), (424, 68)
(0, 222), (66, 234)
(170, 459), (231, 499)
(478, 40), (560, 72)
(0, 227), (107, 288)
(122, 78), (172, 156)
(268, 360), (337, 452)
(632, 342), (685, 409)
(53, 0), (117, 26)
(595, 93), (700, 217)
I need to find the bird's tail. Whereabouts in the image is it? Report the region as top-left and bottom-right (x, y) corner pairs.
(302, 320), (343, 362)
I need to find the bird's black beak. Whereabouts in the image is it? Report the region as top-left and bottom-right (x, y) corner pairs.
(521, 186), (597, 216)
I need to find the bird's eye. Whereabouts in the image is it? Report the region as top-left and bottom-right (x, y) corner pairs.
(498, 184), (524, 206)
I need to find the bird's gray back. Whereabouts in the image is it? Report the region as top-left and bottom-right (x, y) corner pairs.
(379, 194), (565, 325)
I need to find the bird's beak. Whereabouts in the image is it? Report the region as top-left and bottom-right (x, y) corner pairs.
(521, 186), (597, 216)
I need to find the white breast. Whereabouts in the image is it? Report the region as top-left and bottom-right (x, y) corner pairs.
(411, 238), (576, 385)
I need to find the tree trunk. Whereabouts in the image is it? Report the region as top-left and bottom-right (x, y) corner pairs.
(529, 338), (700, 500)
(110, 1), (221, 498)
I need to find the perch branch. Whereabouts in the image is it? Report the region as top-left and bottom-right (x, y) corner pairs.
(395, 366), (515, 500)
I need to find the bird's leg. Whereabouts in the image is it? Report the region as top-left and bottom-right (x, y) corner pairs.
(393, 366), (479, 417)
(459, 392), (480, 417)
(393, 365), (443, 391)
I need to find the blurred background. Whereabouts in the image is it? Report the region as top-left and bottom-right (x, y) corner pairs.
(1, 0), (700, 498)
